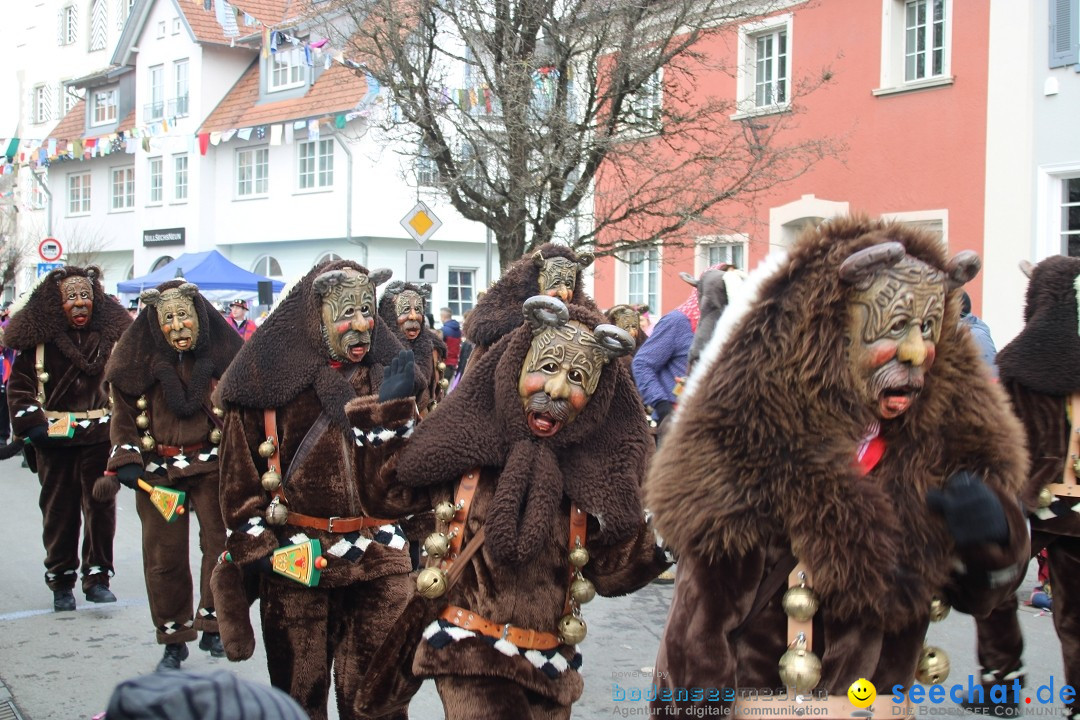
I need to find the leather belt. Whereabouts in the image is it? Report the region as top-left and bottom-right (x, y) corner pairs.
(440, 605), (561, 651)
(285, 511), (396, 534)
(156, 441), (209, 457)
(43, 408), (110, 420)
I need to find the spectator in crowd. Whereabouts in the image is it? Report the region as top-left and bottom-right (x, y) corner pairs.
(960, 290), (998, 378)
(439, 307), (461, 381)
(225, 299), (256, 342)
(127, 299), (140, 320)
(104, 670), (306, 720)
(0, 302), (12, 444)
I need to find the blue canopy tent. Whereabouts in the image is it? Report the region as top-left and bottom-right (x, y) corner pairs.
(117, 250), (285, 298)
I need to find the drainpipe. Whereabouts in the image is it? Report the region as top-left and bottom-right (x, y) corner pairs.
(334, 133), (353, 246)
(31, 170), (52, 237)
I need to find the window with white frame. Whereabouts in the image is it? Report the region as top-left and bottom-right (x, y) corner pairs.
(28, 171), (48, 210)
(68, 172), (91, 215)
(625, 247), (659, 311)
(89, 0), (107, 51)
(315, 252), (342, 266)
(625, 69), (663, 131)
(1062, 176), (1080, 257)
(253, 256), (283, 278)
(156, 20), (165, 38)
(448, 268), (476, 316)
(91, 88), (117, 126)
(878, 0), (952, 92)
(697, 237), (747, 273)
(173, 154), (188, 201)
(148, 64), (164, 120)
(236, 147), (269, 197)
(59, 82), (79, 114)
(416, 144), (441, 187)
(58, 5), (78, 46)
(172, 17), (181, 34)
(1050, 0), (1080, 68)
(297, 139), (334, 190)
(269, 47), (307, 91)
(111, 166), (135, 210)
(148, 157), (163, 204)
(736, 14), (791, 114)
(173, 60), (189, 117)
(152, 255), (174, 271)
(32, 85), (52, 124)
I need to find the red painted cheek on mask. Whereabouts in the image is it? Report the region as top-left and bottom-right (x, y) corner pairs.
(568, 387), (590, 413)
(335, 320), (353, 334)
(520, 372), (547, 397)
(866, 341), (898, 369)
(183, 319), (194, 328)
(923, 343), (936, 369)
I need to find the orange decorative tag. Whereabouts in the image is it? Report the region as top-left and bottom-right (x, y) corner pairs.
(47, 413), (75, 439)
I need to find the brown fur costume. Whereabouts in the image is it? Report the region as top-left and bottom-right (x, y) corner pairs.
(213, 259), (416, 720)
(971, 255), (1080, 717)
(5, 266), (130, 594)
(347, 302), (668, 719)
(100, 281), (242, 646)
(646, 216), (1030, 712)
(377, 281), (444, 411)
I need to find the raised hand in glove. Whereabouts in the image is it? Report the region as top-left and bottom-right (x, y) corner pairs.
(379, 349), (415, 403)
(115, 463), (143, 490)
(926, 471), (1008, 547)
(24, 425), (52, 446)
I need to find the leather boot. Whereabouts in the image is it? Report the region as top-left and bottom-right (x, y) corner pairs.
(198, 632), (225, 658)
(53, 589), (75, 612)
(155, 643), (189, 672)
(84, 584), (117, 603)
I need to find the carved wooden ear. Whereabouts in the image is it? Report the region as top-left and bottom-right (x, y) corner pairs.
(140, 289), (162, 307)
(839, 242), (906, 284)
(679, 271), (699, 288)
(523, 295), (569, 333)
(384, 280), (406, 296)
(312, 270), (349, 298)
(178, 282), (200, 298)
(533, 250), (545, 268)
(592, 324), (634, 360)
(945, 250), (982, 291)
(1019, 259), (1035, 279)
(86, 266), (102, 282)
(575, 251), (595, 268)
(369, 268), (393, 287)
(419, 283), (432, 299)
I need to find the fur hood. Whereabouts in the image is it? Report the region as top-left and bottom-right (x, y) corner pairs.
(217, 260), (404, 430)
(996, 255), (1080, 395)
(645, 214), (1027, 622)
(397, 301), (651, 563)
(378, 281), (436, 388)
(463, 243), (599, 348)
(4, 265), (130, 372)
(106, 280), (243, 397)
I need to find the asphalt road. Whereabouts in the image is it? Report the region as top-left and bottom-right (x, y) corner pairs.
(0, 453), (1066, 719)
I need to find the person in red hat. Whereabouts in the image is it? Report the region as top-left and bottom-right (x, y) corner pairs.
(226, 299), (256, 342)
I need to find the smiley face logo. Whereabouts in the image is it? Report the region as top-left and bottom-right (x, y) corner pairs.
(848, 678), (876, 708)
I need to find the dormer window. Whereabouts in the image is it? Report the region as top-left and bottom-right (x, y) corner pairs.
(91, 88), (117, 126)
(269, 47), (307, 92)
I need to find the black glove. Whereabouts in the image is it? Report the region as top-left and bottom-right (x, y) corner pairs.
(115, 463), (143, 490)
(379, 350), (415, 402)
(926, 471), (1008, 547)
(653, 400), (674, 422)
(24, 424), (51, 446)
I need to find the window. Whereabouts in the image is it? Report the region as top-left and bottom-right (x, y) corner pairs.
(156, 20), (165, 38)
(625, 247), (659, 311)
(697, 237), (747, 274)
(1062, 177), (1080, 257)
(736, 14), (792, 114)
(111, 166), (135, 210)
(1050, 0), (1079, 68)
(172, 60), (189, 117)
(68, 172), (91, 215)
(28, 171), (48, 210)
(58, 5), (78, 46)
(148, 64), (164, 120)
(173, 154), (188, 201)
(116, 0), (133, 31)
(236, 147), (269, 197)
(877, 0), (952, 92)
(91, 88), (117, 125)
(448, 268), (476, 316)
(297, 139), (334, 190)
(148, 157), (163, 204)
(269, 47), (306, 91)
(89, 0), (107, 51)
(151, 256), (174, 271)
(59, 82), (79, 114)
(32, 85), (52, 124)
(754, 29), (787, 106)
(315, 252), (342, 266)
(416, 144), (441, 187)
(253, 256), (283, 277)
(172, 17), (181, 34)
(626, 69), (663, 131)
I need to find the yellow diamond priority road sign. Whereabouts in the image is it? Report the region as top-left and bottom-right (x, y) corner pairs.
(400, 201), (442, 246)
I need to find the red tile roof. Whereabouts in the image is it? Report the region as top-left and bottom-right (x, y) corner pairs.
(230, 0), (298, 26)
(177, 0), (238, 46)
(46, 103), (136, 142)
(199, 60), (369, 133)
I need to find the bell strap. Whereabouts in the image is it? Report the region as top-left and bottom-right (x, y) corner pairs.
(438, 469), (481, 570)
(263, 408), (284, 499)
(565, 505), (587, 614)
(35, 344), (46, 404)
(728, 552), (797, 643)
(1046, 393), (1080, 499)
(284, 511), (397, 534)
(439, 604), (561, 651)
(786, 563), (813, 649)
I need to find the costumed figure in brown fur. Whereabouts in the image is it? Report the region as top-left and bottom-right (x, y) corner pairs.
(966, 256), (1080, 719)
(346, 295), (671, 720)
(5, 266), (130, 612)
(211, 259), (418, 720)
(378, 280), (448, 415)
(604, 305), (646, 371)
(96, 281), (242, 671)
(646, 215), (1031, 716)
(461, 243), (598, 372)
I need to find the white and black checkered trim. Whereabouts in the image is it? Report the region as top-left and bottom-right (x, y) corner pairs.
(198, 607), (217, 621)
(421, 618), (582, 679)
(1034, 497), (1080, 521)
(110, 443), (141, 457)
(353, 419), (415, 448)
(326, 523), (408, 561)
(239, 517), (266, 537)
(14, 405), (40, 418)
(159, 619), (194, 635)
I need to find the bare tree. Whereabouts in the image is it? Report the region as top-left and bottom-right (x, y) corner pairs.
(308, 0), (839, 269)
(61, 225), (111, 270)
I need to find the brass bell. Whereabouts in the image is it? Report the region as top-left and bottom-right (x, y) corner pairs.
(437, 363), (447, 374)
(1074, 457), (1080, 476)
(781, 585), (819, 623)
(212, 406), (225, 417)
(208, 428), (222, 445)
(135, 413), (150, 430)
(438, 378), (450, 390)
(139, 434), (157, 451)
(423, 532), (451, 558)
(929, 596), (950, 623)
(1038, 486), (1055, 509)
(557, 614), (588, 644)
(265, 498), (289, 526)
(778, 637), (822, 694)
(34, 363), (44, 372)
(37, 372), (50, 384)
(416, 567), (448, 599)
(568, 546), (590, 568)
(261, 469), (282, 492)
(570, 576), (596, 604)
(434, 501), (457, 523)
(915, 645), (950, 685)
(136, 396), (148, 410)
(258, 438), (277, 458)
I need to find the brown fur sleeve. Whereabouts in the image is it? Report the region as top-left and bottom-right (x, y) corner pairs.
(7, 350), (46, 436)
(583, 516), (670, 596)
(218, 406), (277, 564)
(346, 395), (433, 517)
(106, 388), (144, 471)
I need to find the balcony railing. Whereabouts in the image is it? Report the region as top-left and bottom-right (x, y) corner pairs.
(168, 95), (189, 118)
(144, 101), (164, 121)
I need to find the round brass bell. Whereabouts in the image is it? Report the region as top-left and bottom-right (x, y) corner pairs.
(265, 501), (289, 526)
(208, 428), (222, 445)
(139, 434), (157, 451)
(437, 362), (447, 373)
(781, 585), (819, 623)
(260, 469), (282, 492)
(136, 396), (148, 410)
(37, 372), (50, 384)
(557, 614), (588, 645)
(135, 413), (150, 430)
(1038, 486), (1055, 509)
(258, 439), (277, 458)
(929, 596), (950, 623)
(434, 501), (457, 523)
(423, 532), (451, 558)
(34, 363), (44, 372)
(1074, 457), (1080, 476)
(778, 644), (822, 694)
(915, 645), (950, 685)
(212, 406), (225, 418)
(416, 567), (448, 599)
(568, 546), (590, 568)
(570, 577), (596, 604)
(438, 378), (450, 391)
